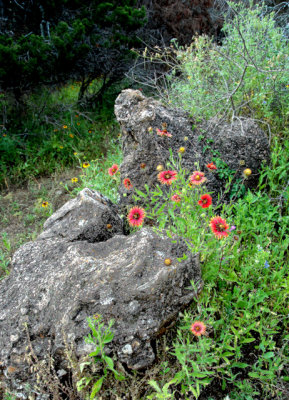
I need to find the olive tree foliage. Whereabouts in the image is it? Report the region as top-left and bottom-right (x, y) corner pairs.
(0, 0), (146, 107)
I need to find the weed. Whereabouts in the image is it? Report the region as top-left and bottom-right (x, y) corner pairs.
(77, 316), (125, 398)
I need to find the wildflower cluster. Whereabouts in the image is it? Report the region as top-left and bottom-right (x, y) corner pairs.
(128, 154), (231, 246)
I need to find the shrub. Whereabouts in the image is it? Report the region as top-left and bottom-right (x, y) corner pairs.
(167, 1), (289, 132)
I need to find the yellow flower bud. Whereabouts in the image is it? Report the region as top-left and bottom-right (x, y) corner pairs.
(178, 147), (185, 154)
(156, 164), (164, 172)
(164, 258), (172, 266)
(243, 168), (252, 177)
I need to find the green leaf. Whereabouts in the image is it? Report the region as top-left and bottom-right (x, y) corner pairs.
(103, 332), (114, 343)
(221, 351), (234, 357)
(89, 347), (101, 357)
(248, 372), (262, 379)
(135, 189), (146, 197)
(168, 208), (175, 219)
(114, 370), (126, 381)
(148, 380), (161, 393)
(226, 271), (238, 282)
(103, 355), (114, 370)
(190, 371), (210, 378)
(262, 351), (275, 359)
(236, 300), (247, 309)
(241, 338), (255, 344)
(231, 362), (249, 369)
(90, 377), (104, 398)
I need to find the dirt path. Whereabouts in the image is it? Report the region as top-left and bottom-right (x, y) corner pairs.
(0, 168), (79, 278)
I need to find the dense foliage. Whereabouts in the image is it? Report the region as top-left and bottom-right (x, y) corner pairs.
(0, 0), (145, 187)
(0, 1), (145, 101)
(168, 2), (289, 128)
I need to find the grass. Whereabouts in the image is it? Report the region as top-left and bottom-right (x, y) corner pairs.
(0, 79), (122, 189)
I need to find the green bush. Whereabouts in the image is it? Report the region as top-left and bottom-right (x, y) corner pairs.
(168, 1), (289, 132)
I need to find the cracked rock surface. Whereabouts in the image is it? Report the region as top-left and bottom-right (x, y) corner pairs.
(0, 189), (201, 396)
(38, 188), (123, 242)
(114, 89), (270, 204)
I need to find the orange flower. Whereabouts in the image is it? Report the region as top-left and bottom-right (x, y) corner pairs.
(156, 128), (172, 137)
(108, 164), (119, 176)
(127, 207), (145, 227)
(198, 194), (212, 208)
(189, 171), (206, 185)
(210, 216), (229, 239)
(171, 194), (181, 202)
(190, 321), (206, 337)
(158, 170), (177, 185)
(123, 178), (133, 190)
(206, 162), (217, 170)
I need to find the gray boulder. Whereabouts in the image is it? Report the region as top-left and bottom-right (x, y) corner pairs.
(114, 89), (270, 204)
(0, 206), (201, 396)
(38, 188), (123, 242)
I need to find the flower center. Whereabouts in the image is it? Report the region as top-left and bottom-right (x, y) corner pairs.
(195, 175), (200, 180)
(133, 213), (140, 220)
(165, 173), (171, 179)
(195, 325), (201, 331)
(216, 223), (225, 231)
(202, 199), (207, 204)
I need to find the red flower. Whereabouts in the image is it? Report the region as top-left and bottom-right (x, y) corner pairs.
(189, 171), (206, 185)
(127, 207), (145, 227)
(190, 321), (206, 337)
(108, 164), (119, 176)
(210, 216), (229, 239)
(171, 194), (181, 202)
(156, 128), (172, 138)
(198, 194), (212, 208)
(158, 170), (177, 185)
(206, 162), (217, 170)
(123, 178), (133, 190)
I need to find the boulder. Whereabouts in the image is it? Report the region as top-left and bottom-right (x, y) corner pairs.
(114, 89), (270, 205)
(38, 188), (123, 242)
(0, 197), (201, 396)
